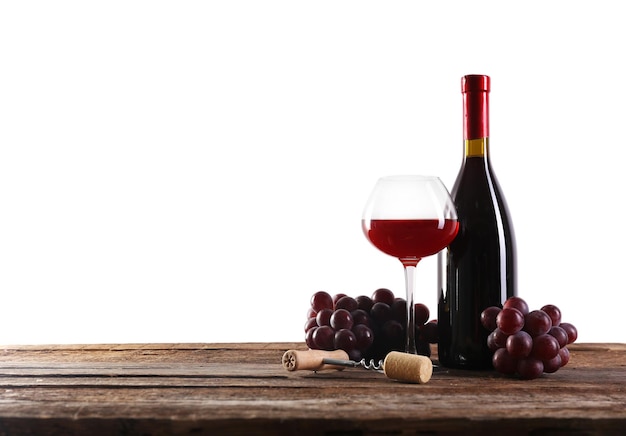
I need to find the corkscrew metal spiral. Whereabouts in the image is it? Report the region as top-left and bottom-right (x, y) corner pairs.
(321, 357), (384, 372)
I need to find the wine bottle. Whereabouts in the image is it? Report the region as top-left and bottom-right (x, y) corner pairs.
(437, 74), (517, 369)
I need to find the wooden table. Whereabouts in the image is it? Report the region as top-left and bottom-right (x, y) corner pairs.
(0, 342), (624, 435)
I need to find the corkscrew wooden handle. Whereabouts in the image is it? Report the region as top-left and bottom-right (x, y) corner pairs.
(282, 349), (349, 371)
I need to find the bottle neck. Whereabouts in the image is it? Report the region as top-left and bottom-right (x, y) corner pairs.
(462, 77), (489, 140)
(465, 138), (489, 158)
(461, 75), (491, 161)
(462, 83), (489, 159)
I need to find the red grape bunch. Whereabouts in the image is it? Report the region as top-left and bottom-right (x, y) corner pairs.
(481, 296), (578, 380)
(305, 289), (438, 362)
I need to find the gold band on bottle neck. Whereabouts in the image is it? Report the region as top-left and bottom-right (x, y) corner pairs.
(465, 138), (488, 157)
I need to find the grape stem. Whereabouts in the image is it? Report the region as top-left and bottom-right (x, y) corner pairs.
(401, 259), (420, 355)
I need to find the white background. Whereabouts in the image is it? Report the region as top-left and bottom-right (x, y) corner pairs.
(1, 1), (624, 345)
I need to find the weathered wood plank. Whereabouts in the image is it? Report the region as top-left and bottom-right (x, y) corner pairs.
(0, 343), (624, 435)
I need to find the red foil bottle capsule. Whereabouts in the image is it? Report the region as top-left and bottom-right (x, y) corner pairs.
(462, 75), (490, 140)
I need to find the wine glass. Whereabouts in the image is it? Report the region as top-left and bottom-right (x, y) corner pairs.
(362, 175), (459, 355)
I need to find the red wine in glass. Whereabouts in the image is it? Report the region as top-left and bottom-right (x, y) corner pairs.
(364, 219), (459, 266)
(362, 176), (458, 354)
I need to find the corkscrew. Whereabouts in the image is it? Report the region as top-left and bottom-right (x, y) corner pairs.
(320, 357), (384, 372)
(282, 349), (432, 384)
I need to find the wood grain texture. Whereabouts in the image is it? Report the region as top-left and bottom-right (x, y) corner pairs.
(0, 342), (624, 435)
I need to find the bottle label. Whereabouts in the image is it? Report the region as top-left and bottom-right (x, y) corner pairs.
(465, 138), (487, 157)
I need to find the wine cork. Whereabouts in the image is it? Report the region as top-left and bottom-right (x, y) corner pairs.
(282, 349), (349, 371)
(383, 351), (433, 384)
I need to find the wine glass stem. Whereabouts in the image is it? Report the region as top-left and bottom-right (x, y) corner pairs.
(403, 263), (419, 354)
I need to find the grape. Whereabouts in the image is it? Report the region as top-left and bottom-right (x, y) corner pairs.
(382, 320), (404, 341)
(371, 288), (395, 306)
(312, 326), (335, 350)
(305, 327), (316, 348)
(306, 307), (317, 319)
(480, 306), (501, 331)
(390, 299), (407, 324)
(347, 348), (362, 362)
(304, 317), (317, 332)
(559, 347), (570, 367)
(496, 307), (525, 335)
(524, 310), (552, 337)
(541, 304), (561, 327)
(503, 296), (529, 316)
(351, 309), (371, 327)
(559, 322), (578, 344)
(548, 326), (568, 349)
(543, 354), (562, 373)
(517, 357), (544, 380)
(315, 308), (333, 327)
(530, 334), (560, 361)
(414, 303), (430, 326)
(506, 331), (533, 358)
(492, 348), (518, 375)
(330, 309), (353, 330)
(421, 320), (439, 344)
(370, 302), (392, 324)
(332, 293), (347, 307)
(334, 329), (357, 352)
(311, 291), (334, 312)
(335, 296), (358, 312)
(487, 328), (509, 351)
(355, 295), (374, 312)
(352, 324), (374, 351)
